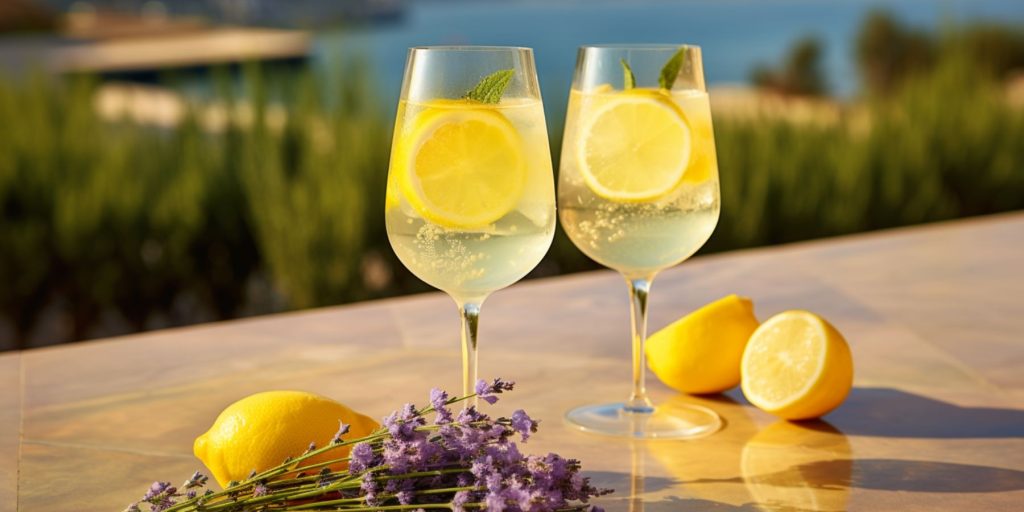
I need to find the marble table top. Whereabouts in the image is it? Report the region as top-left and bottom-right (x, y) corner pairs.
(3, 212), (1023, 511)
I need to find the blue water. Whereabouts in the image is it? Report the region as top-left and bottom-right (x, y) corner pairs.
(315, 0), (1023, 117)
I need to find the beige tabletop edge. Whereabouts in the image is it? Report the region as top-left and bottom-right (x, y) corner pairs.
(3, 212), (1024, 511)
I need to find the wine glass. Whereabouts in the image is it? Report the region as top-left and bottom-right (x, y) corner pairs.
(558, 44), (722, 438)
(385, 46), (556, 401)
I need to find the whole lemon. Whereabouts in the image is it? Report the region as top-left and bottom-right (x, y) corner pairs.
(194, 390), (379, 487)
(646, 294), (761, 394)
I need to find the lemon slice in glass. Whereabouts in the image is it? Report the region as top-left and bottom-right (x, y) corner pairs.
(398, 102), (526, 229)
(741, 310), (854, 420)
(576, 90), (692, 202)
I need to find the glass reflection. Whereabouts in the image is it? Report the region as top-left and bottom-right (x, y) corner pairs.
(741, 420), (852, 512)
(647, 393), (758, 506)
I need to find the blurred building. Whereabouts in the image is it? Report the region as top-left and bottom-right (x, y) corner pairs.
(0, 0), (403, 82)
(42, 0), (403, 28)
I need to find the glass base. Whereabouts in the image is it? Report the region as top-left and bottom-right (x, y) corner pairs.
(565, 401), (722, 439)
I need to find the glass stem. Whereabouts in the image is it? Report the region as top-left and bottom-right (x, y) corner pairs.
(458, 301), (482, 407)
(626, 275), (655, 413)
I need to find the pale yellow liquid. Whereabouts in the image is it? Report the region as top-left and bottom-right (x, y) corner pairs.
(559, 89), (720, 276)
(386, 99), (556, 302)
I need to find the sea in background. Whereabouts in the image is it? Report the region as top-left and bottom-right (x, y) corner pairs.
(315, 0), (1024, 122)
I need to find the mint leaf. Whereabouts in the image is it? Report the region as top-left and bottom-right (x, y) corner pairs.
(464, 69), (515, 104)
(658, 48), (686, 90)
(620, 59), (635, 89)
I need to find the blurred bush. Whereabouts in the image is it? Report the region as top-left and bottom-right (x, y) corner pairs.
(2, 16), (1024, 348)
(710, 49), (1024, 252)
(0, 65), (393, 347)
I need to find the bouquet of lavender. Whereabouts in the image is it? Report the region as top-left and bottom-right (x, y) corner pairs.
(126, 379), (610, 511)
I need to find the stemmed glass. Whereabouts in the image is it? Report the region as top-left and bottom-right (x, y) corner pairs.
(558, 45), (722, 438)
(385, 47), (556, 400)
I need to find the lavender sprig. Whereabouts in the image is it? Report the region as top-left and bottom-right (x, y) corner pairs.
(126, 378), (610, 512)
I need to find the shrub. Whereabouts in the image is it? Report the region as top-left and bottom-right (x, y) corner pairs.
(1, 44), (1023, 348)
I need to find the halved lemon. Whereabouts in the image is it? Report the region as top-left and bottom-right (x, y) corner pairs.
(576, 90), (692, 202)
(397, 102), (526, 229)
(740, 311), (854, 420)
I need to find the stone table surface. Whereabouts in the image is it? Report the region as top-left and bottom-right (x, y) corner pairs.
(3, 212), (1024, 511)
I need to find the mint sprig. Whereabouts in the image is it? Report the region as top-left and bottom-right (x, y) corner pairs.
(658, 48), (686, 90)
(463, 69), (514, 104)
(620, 59), (636, 89)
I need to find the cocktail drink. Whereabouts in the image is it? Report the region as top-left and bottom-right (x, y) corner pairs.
(386, 47), (556, 399)
(559, 45), (722, 438)
(560, 88), (719, 272)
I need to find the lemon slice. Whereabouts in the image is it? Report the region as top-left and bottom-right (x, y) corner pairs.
(398, 103), (526, 229)
(740, 311), (854, 420)
(576, 90), (692, 202)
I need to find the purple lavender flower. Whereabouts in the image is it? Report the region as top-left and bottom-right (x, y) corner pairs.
(131, 377), (610, 512)
(316, 467), (333, 487)
(349, 442), (376, 473)
(331, 421), (351, 444)
(383, 403), (425, 440)
(451, 490), (473, 512)
(455, 405), (487, 426)
(141, 481), (177, 511)
(396, 489), (415, 504)
(429, 387), (448, 409)
(360, 472), (381, 506)
(429, 388), (454, 424)
(485, 491), (508, 511)
(181, 471), (208, 490)
(510, 409), (538, 442)
(475, 378), (515, 405)
(382, 437), (414, 474)
(143, 482), (175, 500)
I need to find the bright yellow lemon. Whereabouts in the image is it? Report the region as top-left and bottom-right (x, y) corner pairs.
(193, 391), (379, 487)
(396, 101), (527, 228)
(741, 311), (854, 420)
(576, 89), (693, 202)
(646, 294), (761, 394)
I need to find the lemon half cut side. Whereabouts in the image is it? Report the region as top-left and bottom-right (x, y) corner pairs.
(740, 310), (854, 420)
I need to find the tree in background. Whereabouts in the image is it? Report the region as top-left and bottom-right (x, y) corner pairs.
(955, 23), (1024, 82)
(0, 0), (57, 34)
(856, 10), (935, 95)
(856, 10), (1024, 96)
(750, 36), (828, 97)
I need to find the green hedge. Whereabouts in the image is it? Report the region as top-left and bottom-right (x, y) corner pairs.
(709, 51), (1024, 251)
(2, 52), (1023, 348)
(0, 67), (393, 346)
